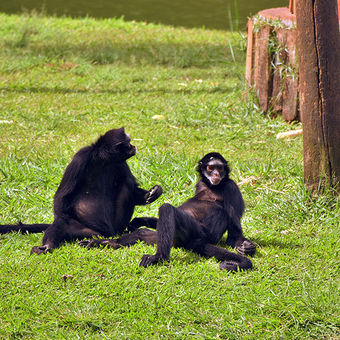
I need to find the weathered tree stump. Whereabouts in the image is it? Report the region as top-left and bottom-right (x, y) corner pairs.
(246, 1), (340, 123)
(246, 7), (299, 121)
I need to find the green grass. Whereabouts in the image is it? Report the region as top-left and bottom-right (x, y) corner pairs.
(0, 12), (339, 339)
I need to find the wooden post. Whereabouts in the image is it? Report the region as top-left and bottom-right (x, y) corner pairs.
(289, 0), (296, 14)
(296, 0), (340, 193)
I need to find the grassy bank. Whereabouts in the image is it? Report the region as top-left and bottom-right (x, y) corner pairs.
(0, 13), (339, 339)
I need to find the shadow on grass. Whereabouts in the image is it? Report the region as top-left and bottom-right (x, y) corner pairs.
(0, 85), (234, 95)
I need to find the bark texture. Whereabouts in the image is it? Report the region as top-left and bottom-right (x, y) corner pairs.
(246, 8), (299, 121)
(296, 0), (340, 193)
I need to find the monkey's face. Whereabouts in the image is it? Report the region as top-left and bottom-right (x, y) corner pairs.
(102, 128), (136, 161)
(202, 158), (226, 186)
(117, 136), (136, 160)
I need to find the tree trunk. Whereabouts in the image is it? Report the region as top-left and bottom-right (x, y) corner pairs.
(296, 0), (340, 193)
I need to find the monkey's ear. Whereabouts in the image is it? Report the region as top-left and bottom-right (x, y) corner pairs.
(196, 161), (203, 172)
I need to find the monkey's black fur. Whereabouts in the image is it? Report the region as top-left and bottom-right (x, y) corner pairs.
(0, 128), (162, 254)
(81, 152), (255, 272)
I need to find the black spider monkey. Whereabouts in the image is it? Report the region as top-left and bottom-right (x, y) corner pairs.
(80, 152), (256, 271)
(0, 127), (163, 254)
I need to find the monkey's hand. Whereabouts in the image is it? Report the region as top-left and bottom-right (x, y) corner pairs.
(145, 185), (163, 204)
(236, 239), (256, 256)
(139, 254), (165, 267)
(78, 239), (121, 249)
(30, 245), (52, 255)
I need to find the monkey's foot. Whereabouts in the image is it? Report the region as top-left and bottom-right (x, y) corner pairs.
(78, 239), (121, 249)
(236, 239), (256, 256)
(145, 185), (163, 204)
(220, 255), (252, 271)
(30, 245), (52, 255)
(139, 254), (165, 267)
(219, 261), (239, 271)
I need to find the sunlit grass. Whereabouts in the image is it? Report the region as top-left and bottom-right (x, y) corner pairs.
(0, 13), (339, 339)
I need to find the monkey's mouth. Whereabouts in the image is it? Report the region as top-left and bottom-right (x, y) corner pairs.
(130, 145), (136, 155)
(210, 176), (221, 185)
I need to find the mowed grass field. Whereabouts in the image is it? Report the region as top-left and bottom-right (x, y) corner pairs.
(0, 12), (339, 339)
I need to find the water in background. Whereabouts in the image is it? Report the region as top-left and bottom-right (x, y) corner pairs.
(0, 0), (288, 30)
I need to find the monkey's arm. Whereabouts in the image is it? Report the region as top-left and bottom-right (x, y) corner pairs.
(133, 185), (163, 205)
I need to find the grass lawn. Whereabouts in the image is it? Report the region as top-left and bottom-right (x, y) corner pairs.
(0, 12), (339, 339)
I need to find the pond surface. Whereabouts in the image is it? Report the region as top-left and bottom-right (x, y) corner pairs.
(0, 0), (288, 30)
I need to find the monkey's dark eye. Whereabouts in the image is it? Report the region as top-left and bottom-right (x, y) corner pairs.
(122, 139), (132, 148)
(206, 165), (212, 172)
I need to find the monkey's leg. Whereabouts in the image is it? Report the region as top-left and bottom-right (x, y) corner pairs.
(202, 244), (253, 271)
(139, 203), (204, 267)
(31, 218), (100, 255)
(79, 228), (157, 249)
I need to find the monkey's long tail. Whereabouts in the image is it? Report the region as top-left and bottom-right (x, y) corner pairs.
(0, 223), (50, 234)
